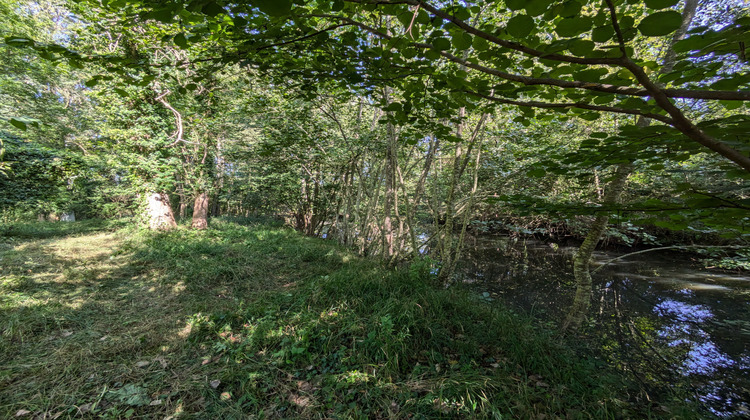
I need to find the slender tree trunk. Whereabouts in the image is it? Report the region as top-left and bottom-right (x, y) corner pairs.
(382, 87), (398, 259)
(177, 180), (188, 219)
(564, 164), (631, 331)
(191, 192), (209, 230)
(146, 192), (178, 230)
(211, 137), (225, 217)
(563, 0), (697, 331)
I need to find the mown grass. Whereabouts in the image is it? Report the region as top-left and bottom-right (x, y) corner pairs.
(0, 218), (698, 419)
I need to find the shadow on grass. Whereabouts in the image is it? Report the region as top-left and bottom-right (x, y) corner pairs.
(0, 219), (699, 419)
(0, 219), (131, 240)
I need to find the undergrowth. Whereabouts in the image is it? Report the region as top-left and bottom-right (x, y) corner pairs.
(0, 218), (699, 419)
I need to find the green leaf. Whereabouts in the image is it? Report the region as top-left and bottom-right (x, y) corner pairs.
(254, 0), (292, 16)
(524, 0), (552, 16)
(9, 118), (27, 130)
(202, 2), (225, 17)
(148, 8), (174, 23)
(578, 112), (601, 121)
(505, 0), (525, 11)
(644, 0), (679, 9)
(527, 168), (546, 177)
(559, 0), (582, 17)
(174, 33), (189, 49)
(638, 11), (682, 36)
(507, 14), (535, 38)
(4, 37), (34, 46)
(555, 17), (593, 37)
(432, 37), (451, 51)
(84, 78), (99, 88)
(720, 100), (743, 110)
(473, 36), (489, 50)
(569, 39), (594, 56)
(402, 47), (418, 59)
(591, 25), (614, 42)
(451, 33), (473, 50)
(574, 68), (607, 82)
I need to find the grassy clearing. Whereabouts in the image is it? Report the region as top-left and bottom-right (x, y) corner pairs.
(1, 218), (696, 419)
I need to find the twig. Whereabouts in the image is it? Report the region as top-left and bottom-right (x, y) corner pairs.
(592, 244), (748, 274)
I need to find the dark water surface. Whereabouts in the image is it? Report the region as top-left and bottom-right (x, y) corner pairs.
(455, 235), (750, 418)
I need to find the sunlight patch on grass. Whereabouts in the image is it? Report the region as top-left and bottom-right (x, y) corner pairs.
(0, 220), (700, 419)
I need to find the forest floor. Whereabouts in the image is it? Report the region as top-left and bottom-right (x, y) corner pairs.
(0, 218), (698, 419)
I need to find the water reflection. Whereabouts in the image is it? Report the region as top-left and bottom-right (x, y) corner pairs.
(455, 235), (750, 418)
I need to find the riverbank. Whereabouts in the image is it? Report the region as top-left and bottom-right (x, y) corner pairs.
(465, 217), (750, 271)
(1, 218), (698, 418)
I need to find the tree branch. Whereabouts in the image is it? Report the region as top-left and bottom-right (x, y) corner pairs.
(312, 14), (750, 101)
(154, 90), (184, 148)
(466, 90), (675, 124)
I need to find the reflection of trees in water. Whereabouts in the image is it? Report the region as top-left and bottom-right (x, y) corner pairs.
(456, 236), (574, 316)
(456, 236), (750, 417)
(595, 278), (749, 417)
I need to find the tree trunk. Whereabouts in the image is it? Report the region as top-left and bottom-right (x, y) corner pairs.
(146, 192), (177, 230)
(211, 136), (225, 217)
(177, 179), (188, 219)
(564, 163), (632, 331)
(563, 0), (698, 332)
(191, 192), (209, 230)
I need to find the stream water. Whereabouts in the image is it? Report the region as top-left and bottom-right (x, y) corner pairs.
(455, 235), (750, 418)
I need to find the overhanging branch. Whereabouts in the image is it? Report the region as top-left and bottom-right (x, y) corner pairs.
(466, 90), (675, 124)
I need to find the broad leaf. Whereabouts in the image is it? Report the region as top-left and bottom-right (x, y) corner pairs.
(555, 17), (592, 37)
(174, 33), (189, 49)
(644, 0), (679, 9)
(638, 11), (682, 36)
(507, 14), (534, 38)
(254, 0), (292, 17)
(9, 118), (27, 131)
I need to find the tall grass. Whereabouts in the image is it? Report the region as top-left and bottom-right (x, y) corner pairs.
(0, 218), (698, 419)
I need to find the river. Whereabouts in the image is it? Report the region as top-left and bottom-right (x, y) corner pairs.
(455, 235), (750, 418)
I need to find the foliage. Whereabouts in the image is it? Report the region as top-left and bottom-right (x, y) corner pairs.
(0, 219), (700, 418)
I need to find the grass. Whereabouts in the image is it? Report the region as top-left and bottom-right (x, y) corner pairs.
(0, 218), (698, 419)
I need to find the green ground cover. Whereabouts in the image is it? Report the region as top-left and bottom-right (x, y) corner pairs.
(0, 219), (695, 419)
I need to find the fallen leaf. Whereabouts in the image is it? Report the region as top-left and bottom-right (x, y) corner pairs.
(210, 380), (221, 389)
(220, 392), (231, 401)
(14, 409), (31, 417)
(153, 356), (168, 368)
(61, 331), (73, 338)
(77, 403), (92, 414)
(149, 399), (162, 406)
(296, 380), (313, 392)
(99, 335), (108, 341)
(135, 361), (150, 368)
(288, 393), (311, 407)
(201, 356), (220, 366)
(390, 401), (400, 413)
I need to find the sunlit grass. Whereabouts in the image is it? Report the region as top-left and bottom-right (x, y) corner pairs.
(0, 218), (699, 418)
